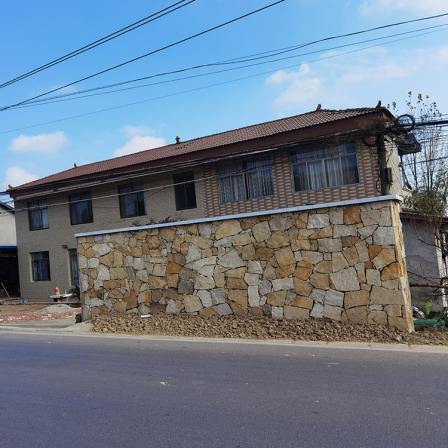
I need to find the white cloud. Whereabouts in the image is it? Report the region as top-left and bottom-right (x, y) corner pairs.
(114, 126), (166, 157)
(266, 63), (322, 108)
(9, 131), (69, 154)
(360, 0), (447, 15)
(122, 125), (152, 138)
(3, 166), (37, 189)
(265, 45), (448, 113)
(339, 61), (409, 84)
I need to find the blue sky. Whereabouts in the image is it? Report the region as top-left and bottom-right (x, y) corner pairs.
(1, 0), (447, 192)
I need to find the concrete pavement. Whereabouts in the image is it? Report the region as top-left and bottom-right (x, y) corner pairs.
(1, 333), (447, 448)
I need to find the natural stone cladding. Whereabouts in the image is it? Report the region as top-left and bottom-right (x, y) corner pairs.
(77, 200), (414, 332)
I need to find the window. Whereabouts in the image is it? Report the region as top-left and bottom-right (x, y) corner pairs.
(292, 144), (359, 192)
(69, 192), (93, 225)
(68, 249), (79, 287)
(174, 172), (197, 210)
(28, 200), (48, 231)
(31, 251), (50, 281)
(219, 158), (274, 203)
(118, 183), (146, 218)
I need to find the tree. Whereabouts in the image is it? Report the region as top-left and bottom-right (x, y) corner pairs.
(389, 92), (448, 216)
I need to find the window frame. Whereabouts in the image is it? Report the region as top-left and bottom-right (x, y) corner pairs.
(173, 172), (197, 211)
(218, 158), (274, 204)
(28, 199), (49, 231)
(31, 251), (51, 282)
(118, 183), (146, 219)
(69, 191), (93, 225)
(291, 144), (360, 193)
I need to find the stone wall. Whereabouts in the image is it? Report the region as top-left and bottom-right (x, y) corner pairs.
(77, 200), (414, 331)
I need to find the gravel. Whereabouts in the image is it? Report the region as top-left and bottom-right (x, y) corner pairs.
(92, 314), (448, 346)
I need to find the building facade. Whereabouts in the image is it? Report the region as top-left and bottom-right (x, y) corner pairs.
(8, 107), (418, 330)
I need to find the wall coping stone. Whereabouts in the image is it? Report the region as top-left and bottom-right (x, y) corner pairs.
(75, 194), (403, 238)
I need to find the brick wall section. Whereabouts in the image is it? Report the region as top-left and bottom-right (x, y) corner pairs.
(78, 199), (414, 331)
(203, 142), (381, 218)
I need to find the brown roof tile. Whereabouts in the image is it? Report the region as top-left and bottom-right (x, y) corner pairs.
(10, 107), (387, 192)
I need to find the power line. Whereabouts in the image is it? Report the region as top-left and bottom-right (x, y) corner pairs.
(5, 14), (448, 110)
(10, 22), (448, 109)
(1, 25), (446, 135)
(0, 0), (285, 112)
(0, 1), (196, 89)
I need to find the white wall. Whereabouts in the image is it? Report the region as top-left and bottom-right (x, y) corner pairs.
(0, 210), (16, 246)
(401, 217), (446, 310)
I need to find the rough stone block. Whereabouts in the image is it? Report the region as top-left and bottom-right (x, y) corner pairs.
(344, 290), (369, 308)
(213, 303), (233, 316)
(228, 289), (248, 308)
(310, 302), (324, 318)
(184, 295), (203, 313)
(308, 214), (330, 229)
(291, 295), (313, 309)
(272, 278), (294, 291)
(252, 221), (271, 242)
(271, 306), (284, 319)
(284, 305), (309, 320)
(324, 305), (342, 321)
(274, 247), (295, 267)
(330, 268), (360, 292)
(370, 286), (404, 305)
(346, 305), (367, 323)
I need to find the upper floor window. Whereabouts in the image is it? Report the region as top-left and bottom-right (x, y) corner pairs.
(69, 191), (93, 225)
(31, 251), (50, 281)
(28, 200), (48, 231)
(292, 144), (359, 192)
(173, 172), (197, 210)
(118, 183), (146, 218)
(219, 158), (274, 203)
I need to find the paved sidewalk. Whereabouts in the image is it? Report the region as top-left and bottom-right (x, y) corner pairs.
(1, 322), (447, 353)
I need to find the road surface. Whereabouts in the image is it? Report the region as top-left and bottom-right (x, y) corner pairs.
(0, 333), (447, 447)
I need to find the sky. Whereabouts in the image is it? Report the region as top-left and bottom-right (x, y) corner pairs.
(1, 0), (447, 193)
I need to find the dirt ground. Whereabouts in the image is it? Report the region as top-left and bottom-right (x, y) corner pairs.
(92, 314), (448, 346)
(0, 304), (49, 314)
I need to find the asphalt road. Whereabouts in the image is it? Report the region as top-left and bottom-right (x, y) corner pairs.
(1, 334), (447, 448)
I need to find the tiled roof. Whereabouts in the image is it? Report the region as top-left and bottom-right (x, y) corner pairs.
(10, 107), (386, 191)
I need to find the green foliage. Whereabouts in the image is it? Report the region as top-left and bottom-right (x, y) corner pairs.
(403, 191), (447, 216)
(422, 298), (433, 318)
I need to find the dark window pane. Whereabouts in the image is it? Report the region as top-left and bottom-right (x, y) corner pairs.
(219, 173), (246, 203)
(69, 249), (79, 287)
(245, 159), (274, 199)
(28, 200), (48, 230)
(341, 154), (359, 184)
(31, 251), (50, 281)
(325, 158), (343, 187)
(219, 158), (273, 203)
(174, 172), (197, 210)
(293, 163), (309, 191)
(291, 144), (359, 192)
(69, 192), (93, 225)
(307, 160), (325, 190)
(119, 183), (146, 218)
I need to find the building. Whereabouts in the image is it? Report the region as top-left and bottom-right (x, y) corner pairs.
(0, 201), (19, 297)
(401, 211), (448, 311)
(8, 107), (419, 330)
